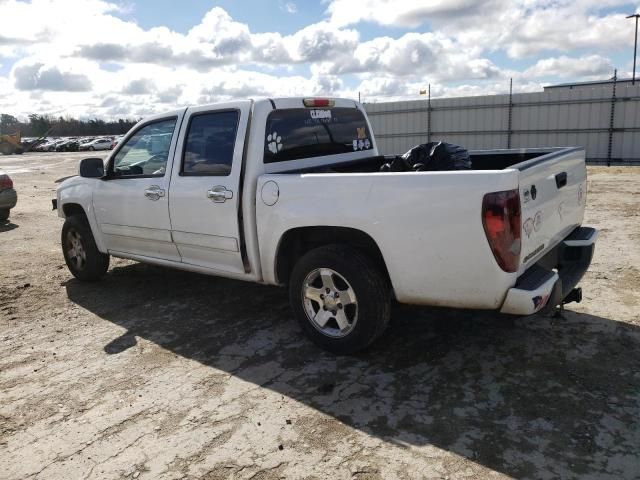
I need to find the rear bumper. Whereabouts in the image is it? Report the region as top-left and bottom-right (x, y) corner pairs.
(500, 226), (597, 315)
(0, 188), (17, 210)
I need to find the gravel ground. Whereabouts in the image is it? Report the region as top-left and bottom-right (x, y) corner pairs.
(1, 152), (639, 480)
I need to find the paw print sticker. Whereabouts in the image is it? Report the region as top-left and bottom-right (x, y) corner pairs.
(267, 132), (282, 154)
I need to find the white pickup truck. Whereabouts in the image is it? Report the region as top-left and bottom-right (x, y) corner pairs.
(55, 97), (597, 354)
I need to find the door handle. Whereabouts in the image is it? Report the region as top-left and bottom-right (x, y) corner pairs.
(144, 185), (165, 201)
(207, 186), (233, 203)
(555, 172), (567, 189)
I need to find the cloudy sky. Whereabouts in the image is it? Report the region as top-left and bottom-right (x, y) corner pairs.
(0, 0), (639, 120)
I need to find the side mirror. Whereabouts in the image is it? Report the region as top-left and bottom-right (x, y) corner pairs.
(79, 157), (105, 178)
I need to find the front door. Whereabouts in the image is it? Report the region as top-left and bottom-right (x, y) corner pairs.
(93, 114), (184, 261)
(168, 102), (250, 274)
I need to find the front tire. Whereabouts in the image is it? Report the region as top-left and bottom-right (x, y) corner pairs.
(289, 244), (391, 354)
(62, 215), (109, 281)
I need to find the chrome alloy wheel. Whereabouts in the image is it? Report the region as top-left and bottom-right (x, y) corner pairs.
(66, 229), (86, 270)
(301, 268), (358, 338)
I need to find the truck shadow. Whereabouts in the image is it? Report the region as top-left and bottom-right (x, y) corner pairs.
(0, 220), (18, 232)
(66, 262), (640, 479)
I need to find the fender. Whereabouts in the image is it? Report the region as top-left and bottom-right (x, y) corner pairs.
(57, 177), (107, 253)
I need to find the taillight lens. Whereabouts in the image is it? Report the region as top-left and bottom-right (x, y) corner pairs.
(0, 174), (13, 190)
(482, 189), (521, 272)
(303, 98), (335, 107)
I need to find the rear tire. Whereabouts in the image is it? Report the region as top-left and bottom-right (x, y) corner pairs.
(0, 208), (9, 221)
(62, 215), (109, 281)
(289, 244), (391, 355)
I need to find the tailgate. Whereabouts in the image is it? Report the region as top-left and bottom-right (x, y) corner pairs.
(517, 147), (587, 273)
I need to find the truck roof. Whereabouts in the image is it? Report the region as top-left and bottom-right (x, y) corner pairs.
(132, 97), (364, 130)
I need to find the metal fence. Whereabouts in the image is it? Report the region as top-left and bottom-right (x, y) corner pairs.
(363, 77), (640, 165)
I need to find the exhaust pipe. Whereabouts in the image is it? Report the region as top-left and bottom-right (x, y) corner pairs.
(563, 287), (582, 305)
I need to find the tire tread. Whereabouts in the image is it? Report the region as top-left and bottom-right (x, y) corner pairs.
(62, 214), (109, 281)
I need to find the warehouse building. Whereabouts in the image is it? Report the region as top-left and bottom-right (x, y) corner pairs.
(363, 79), (640, 164)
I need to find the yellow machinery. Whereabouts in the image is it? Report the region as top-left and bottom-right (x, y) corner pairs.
(0, 131), (24, 155)
(0, 128), (54, 155)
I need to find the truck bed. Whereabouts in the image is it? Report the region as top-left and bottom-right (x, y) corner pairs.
(255, 146), (587, 311)
(289, 147), (581, 174)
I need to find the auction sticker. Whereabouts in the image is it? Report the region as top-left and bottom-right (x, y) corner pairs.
(310, 110), (331, 120)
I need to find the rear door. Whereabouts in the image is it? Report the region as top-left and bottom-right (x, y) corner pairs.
(518, 148), (587, 272)
(168, 101), (251, 274)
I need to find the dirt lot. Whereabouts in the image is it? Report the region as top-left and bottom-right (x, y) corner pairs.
(1, 152), (639, 480)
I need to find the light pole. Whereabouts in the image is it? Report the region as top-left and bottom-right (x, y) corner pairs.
(627, 13), (640, 85)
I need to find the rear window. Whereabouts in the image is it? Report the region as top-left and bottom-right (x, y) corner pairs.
(264, 108), (372, 163)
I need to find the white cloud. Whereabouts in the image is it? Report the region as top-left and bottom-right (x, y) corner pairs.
(187, 7), (252, 57)
(327, 0), (501, 28)
(14, 63), (92, 92)
(0, 0), (632, 119)
(286, 21), (359, 62)
(283, 2), (297, 14)
(250, 32), (292, 64)
(121, 78), (157, 95)
(321, 32), (501, 81)
(523, 55), (614, 79)
(503, 9), (632, 58)
(326, 0), (634, 59)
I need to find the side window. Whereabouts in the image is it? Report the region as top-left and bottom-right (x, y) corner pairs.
(182, 110), (239, 176)
(112, 118), (177, 177)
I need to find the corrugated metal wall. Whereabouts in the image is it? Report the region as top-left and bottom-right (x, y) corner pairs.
(364, 83), (640, 164)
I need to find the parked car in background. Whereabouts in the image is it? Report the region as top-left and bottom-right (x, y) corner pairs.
(35, 139), (57, 152)
(55, 97), (597, 354)
(53, 139), (69, 151)
(0, 171), (17, 221)
(110, 135), (124, 150)
(53, 139), (67, 150)
(56, 139), (80, 152)
(20, 137), (37, 150)
(79, 138), (112, 151)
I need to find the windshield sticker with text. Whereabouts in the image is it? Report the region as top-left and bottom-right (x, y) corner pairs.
(310, 109), (332, 120)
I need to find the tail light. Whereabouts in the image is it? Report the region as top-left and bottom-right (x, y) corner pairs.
(482, 189), (521, 272)
(0, 174), (13, 190)
(303, 98), (334, 107)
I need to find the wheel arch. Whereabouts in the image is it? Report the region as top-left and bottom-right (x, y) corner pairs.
(62, 202), (87, 219)
(59, 199), (107, 254)
(275, 226), (392, 292)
